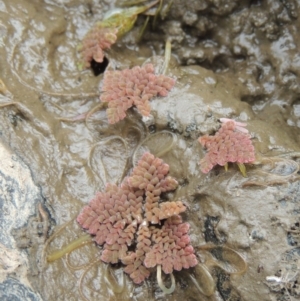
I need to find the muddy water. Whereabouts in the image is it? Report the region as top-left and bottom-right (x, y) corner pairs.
(1, 0), (300, 300)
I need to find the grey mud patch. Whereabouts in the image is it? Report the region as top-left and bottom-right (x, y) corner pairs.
(0, 278), (41, 301)
(0, 142), (43, 300)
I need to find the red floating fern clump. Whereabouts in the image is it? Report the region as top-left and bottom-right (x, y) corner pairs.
(78, 25), (118, 69)
(198, 119), (255, 175)
(77, 152), (197, 286)
(77, 181), (143, 263)
(100, 64), (175, 124)
(144, 215), (198, 274)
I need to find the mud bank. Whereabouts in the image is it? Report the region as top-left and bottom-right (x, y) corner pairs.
(0, 0), (300, 301)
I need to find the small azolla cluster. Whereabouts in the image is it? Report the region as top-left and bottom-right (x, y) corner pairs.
(78, 25), (118, 69)
(198, 118), (255, 175)
(77, 152), (197, 284)
(77, 3), (161, 70)
(100, 64), (175, 124)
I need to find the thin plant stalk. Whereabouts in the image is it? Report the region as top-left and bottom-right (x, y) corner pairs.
(79, 258), (102, 301)
(162, 38), (171, 75)
(47, 234), (92, 262)
(157, 265), (175, 294)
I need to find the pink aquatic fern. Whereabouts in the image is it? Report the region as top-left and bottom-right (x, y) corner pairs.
(144, 215), (198, 274)
(77, 181), (143, 263)
(198, 119), (255, 175)
(127, 152), (182, 224)
(78, 25), (118, 69)
(77, 152), (197, 285)
(100, 64), (176, 124)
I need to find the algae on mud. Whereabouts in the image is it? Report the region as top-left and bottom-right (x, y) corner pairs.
(1, 0), (300, 300)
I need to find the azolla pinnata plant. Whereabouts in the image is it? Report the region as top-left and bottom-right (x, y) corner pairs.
(100, 63), (175, 124)
(78, 0), (168, 70)
(47, 152), (198, 294)
(198, 118), (255, 177)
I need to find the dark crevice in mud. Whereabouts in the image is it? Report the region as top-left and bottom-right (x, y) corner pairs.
(217, 271), (241, 301)
(8, 113), (24, 127)
(291, 97), (300, 106)
(148, 124), (156, 134)
(287, 231), (298, 247)
(204, 216), (226, 245)
(91, 56), (109, 76)
(249, 0), (263, 6)
(199, 60), (229, 74)
(240, 94), (267, 104)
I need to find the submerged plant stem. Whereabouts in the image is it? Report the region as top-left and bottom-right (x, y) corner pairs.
(88, 135), (129, 186)
(47, 234), (92, 262)
(120, 0), (149, 5)
(104, 264), (125, 294)
(162, 39), (171, 75)
(197, 245), (247, 275)
(152, 0), (163, 29)
(0, 79), (9, 94)
(85, 102), (107, 124)
(137, 15), (150, 42)
(237, 162), (247, 177)
(243, 156), (300, 187)
(132, 130), (176, 165)
(65, 244), (94, 271)
(157, 265), (175, 294)
(160, 0), (173, 20)
(58, 114), (86, 123)
(79, 258), (102, 301)
(188, 263), (215, 296)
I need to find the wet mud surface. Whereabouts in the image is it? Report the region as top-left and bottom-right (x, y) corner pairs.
(1, 0), (300, 300)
